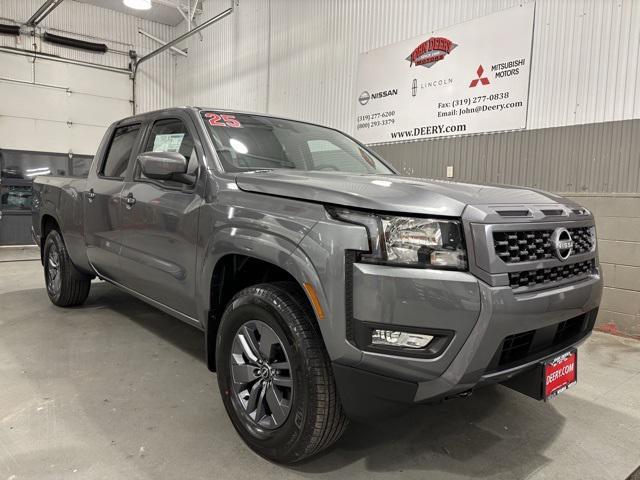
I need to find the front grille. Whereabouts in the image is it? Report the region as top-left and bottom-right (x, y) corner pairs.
(509, 259), (596, 288)
(493, 226), (595, 263)
(489, 312), (593, 371)
(570, 226), (596, 255)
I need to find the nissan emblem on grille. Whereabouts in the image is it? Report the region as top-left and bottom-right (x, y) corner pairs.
(551, 228), (574, 261)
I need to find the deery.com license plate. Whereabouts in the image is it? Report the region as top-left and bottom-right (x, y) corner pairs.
(544, 350), (577, 399)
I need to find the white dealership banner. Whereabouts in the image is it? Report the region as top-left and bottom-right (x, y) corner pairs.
(354, 3), (535, 144)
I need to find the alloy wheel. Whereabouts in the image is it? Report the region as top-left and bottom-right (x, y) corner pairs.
(230, 320), (293, 429)
(47, 245), (61, 295)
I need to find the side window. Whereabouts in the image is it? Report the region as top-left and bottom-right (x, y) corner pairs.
(138, 118), (198, 188)
(100, 124), (141, 179)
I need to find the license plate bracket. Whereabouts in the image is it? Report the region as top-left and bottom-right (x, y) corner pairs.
(543, 349), (577, 399)
(501, 349), (578, 400)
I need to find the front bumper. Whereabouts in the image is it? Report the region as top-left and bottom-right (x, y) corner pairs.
(333, 263), (602, 420)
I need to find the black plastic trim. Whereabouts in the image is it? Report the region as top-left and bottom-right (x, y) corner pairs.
(332, 362), (417, 420)
(344, 250), (356, 343)
(486, 308), (597, 373)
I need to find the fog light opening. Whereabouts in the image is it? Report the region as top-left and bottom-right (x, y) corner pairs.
(371, 329), (434, 349)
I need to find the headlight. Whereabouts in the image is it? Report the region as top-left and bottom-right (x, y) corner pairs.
(328, 207), (467, 269)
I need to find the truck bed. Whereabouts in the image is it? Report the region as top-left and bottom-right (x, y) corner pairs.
(32, 175), (90, 271)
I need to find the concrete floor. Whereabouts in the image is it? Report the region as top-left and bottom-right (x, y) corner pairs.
(1, 258), (639, 480)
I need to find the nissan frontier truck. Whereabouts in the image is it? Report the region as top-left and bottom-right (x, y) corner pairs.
(32, 107), (602, 463)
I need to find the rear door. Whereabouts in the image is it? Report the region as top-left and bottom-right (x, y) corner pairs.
(84, 123), (142, 281)
(117, 112), (204, 318)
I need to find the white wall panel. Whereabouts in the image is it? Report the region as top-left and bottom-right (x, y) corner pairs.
(0, 0), (175, 113)
(175, 0), (640, 135)
(35, 61), (132, 101)
(0, 47), (131, 154)
(2, 0), (638, 140)
(0, 54), (33, 82)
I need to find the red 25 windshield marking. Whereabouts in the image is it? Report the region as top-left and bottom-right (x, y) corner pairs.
(205, 113), (242, 128)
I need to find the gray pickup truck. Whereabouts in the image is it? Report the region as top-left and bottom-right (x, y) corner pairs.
(32, 107), (602, 463)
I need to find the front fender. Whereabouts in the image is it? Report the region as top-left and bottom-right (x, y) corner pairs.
(197, 225), (311, 323)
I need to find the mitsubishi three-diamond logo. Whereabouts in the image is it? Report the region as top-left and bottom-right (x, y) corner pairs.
(469, 65), (490, 87)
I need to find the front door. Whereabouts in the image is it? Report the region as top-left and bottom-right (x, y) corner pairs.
(84, 123), (141, 282)
(118, 115), (203, 318)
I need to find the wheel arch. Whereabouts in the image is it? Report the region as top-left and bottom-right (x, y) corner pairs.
(40, 214), (61, 263)
(203, 247), (327, 372)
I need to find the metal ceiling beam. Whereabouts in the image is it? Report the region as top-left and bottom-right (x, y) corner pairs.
(132, 4), (234, 114)
(26, 0), (65, 27)
(190, 0), (199, 23)
(135, 6), (232, 69)
(138, 29), (187, 57)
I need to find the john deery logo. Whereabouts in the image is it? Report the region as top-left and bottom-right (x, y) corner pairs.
(406, 37), (456, 68)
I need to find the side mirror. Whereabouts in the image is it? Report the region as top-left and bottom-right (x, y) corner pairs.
(138, 151), (192, 184)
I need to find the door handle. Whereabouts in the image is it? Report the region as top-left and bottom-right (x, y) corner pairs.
(87, 188), (96, 202)
(124, 193), (136, 209)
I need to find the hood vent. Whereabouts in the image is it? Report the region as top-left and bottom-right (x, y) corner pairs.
(540, 209), (565, 216)
(496, 209), (531, 217)
(572, 208), (589, 216)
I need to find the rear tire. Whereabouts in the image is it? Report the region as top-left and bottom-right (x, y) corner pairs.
(216, 282), (348, 464)
(43, 229), (91, 307)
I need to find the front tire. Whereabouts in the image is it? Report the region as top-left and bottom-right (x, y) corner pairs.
(216, 282), (348, 464)
(43, 229), (91, 307)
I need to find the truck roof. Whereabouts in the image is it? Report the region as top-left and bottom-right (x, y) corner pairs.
(116, 106), (318, 129)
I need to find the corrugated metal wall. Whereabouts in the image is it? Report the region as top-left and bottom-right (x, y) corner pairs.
(373, 119), (640, 193)
(0, 0), (175, 113)
(173, 0), (269, 112)
(174, 0), (640, 135)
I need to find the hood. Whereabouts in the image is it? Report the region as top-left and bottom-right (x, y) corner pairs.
(235, 171), (571, 217)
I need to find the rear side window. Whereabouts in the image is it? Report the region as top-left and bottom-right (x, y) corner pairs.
(100, 124), (141, 179)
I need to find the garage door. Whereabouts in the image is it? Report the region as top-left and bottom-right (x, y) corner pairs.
(0, 51), (132, 245)
(0, 50), (132, 155)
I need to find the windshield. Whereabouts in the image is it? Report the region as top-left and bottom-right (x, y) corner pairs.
(201, 111), (394, 174)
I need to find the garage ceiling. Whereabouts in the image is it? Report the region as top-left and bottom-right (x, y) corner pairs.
(73, 0), (187, 26)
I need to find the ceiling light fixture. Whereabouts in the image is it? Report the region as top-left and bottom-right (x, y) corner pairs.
(123, 0), (152, 10)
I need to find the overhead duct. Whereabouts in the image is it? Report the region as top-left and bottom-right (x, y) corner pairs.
(42, 32), (108, 53)
(0, 24), (21, 36)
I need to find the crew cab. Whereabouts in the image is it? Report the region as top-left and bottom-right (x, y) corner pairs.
(32, 107), (602, 463)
